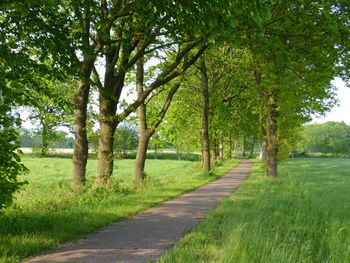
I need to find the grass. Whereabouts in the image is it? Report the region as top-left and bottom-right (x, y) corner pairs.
(157, 158), (350, 263)
(0, 155), (239, 263)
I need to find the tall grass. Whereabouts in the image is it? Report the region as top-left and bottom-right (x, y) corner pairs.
(157, 158), (350, 263)
(0, 156), (238, 263)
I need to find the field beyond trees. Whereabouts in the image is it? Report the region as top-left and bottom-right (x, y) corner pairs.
(158, 158), (350, 263)
(0, 155), (238, 263)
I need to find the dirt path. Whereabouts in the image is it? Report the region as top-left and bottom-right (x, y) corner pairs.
(26, 160), (252, 263)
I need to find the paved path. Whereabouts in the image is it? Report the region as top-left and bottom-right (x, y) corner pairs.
(26, 160), (252, 263)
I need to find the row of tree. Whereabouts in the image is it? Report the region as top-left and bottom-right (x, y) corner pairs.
(1, 0), (349, 209)
(296, 122), (350, 155)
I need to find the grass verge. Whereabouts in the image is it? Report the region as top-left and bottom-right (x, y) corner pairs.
(157, 158), (350, 263)
(0, 156), (239, 263)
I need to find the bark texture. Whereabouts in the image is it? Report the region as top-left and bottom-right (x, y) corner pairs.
(95, 46), (124, 185)
(72, 61), (93, 185)
(134, 57), (149, 182)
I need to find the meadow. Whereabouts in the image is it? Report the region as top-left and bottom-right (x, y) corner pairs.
(0, 154), (238, 263)
(157, 158), (350, 263)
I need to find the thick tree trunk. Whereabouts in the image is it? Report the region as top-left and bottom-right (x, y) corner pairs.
(200, 59), (210, 172)
(96, 100), (117, 185)
(265, 90), (279, 177)
(72, 74), (92, 185)
(95, 46), (125, 185)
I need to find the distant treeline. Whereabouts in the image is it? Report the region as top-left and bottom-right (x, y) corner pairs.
(296, 122), (350, 156)
(19, 124), (173, 156)
(19, 128), (75, 149)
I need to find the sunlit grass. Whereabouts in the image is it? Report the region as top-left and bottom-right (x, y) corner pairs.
(157, 158), (350, 263)
(0, 155), (239, 263)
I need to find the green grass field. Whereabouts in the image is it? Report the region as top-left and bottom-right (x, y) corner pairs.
(0, 155), (238, 263)
(157, 158), (350, 263)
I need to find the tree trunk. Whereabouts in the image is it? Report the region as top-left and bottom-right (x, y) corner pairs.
(134, 134), (150, 182)
(259, 142), (265, 160)
(250, 137), (256, 156)
(41, 122), (48, 156)
(260, 119), (267, 161)
(219, 133), (224, 160)
(133, 56), (180, 182)
(242, 136), (247, 157)
(265, 90), (279, 177)
(228, 134), (233, 159)
(211, 141), (217, 161)
(72, 69), (92, 185)
(134, 57), (149, 182)
(95, 46), (125, 185)
(199, 58), (210, 172)
(233, 140), (237, 156)
(96, 99), (117, 185)
(154, 145), (157, 159)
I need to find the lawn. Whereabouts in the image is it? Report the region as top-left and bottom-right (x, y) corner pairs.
(0, 155), (238, 263)
(157, 158), (350, 263)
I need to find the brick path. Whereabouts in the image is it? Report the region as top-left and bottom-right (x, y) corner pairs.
(26, 160), (252, 263)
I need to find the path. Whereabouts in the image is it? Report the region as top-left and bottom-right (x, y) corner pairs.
(26, 160), (252, 263)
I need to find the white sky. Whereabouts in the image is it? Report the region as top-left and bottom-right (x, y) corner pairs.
(311, 77), (350, 125)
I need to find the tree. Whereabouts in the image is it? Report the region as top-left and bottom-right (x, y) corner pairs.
(114, 123), (139, 157)
(92, 0), (269, 184)
(297, 122), (350, 155)
(0, 89), (27, 210)
(27, 80), (74, 155)
(134, 56), (181, 181)
(249, 0), (349, 177)
(2, 0), (270, 186)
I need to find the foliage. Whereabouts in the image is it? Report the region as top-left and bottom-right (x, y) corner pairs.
(19, 129), (74, 149)
(0, 90), (27, 210)
(297, 122), (350, 155)
(26, 79), (74, 156)
(114, 123), (139, 157)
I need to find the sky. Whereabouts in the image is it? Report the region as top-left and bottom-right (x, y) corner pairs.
(311, 78), (350, 125)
